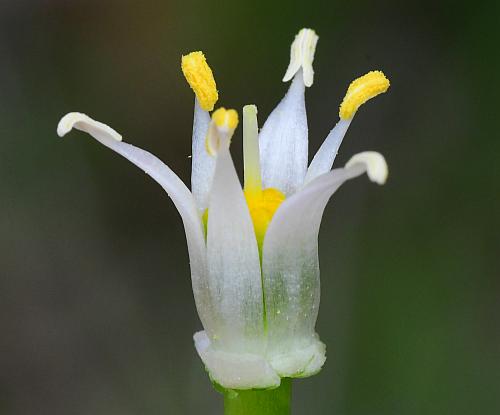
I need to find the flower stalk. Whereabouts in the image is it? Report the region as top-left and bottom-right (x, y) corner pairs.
(223, 379), (292, 415)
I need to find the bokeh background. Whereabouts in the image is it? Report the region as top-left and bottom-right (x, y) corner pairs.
(1, 0), (499, 414)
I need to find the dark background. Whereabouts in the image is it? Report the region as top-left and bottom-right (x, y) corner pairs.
(1, 0), (499, 414)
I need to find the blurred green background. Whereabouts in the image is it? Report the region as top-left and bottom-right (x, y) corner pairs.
(1, 0), (498, 414)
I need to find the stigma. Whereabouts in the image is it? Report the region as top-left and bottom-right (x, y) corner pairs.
(243, 105), (262, 194)
(181, 51), (219, 111)
(339, 71), (390, 120)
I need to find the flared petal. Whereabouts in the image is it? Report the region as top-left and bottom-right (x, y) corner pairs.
(57, 113), (216, 333)
(190, 99), (214, 211)
(304, 118), (352, 184)
(262, 152), (388, 377)
(205, 142), (264, 354)
(259, 73), (308, 195)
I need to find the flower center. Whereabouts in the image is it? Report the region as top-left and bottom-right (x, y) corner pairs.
(200, 103), (285, 251)
(244, 188), (285, 252)
(201, 188), (285, 253)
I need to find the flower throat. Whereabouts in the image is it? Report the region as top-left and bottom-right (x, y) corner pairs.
(201, 105), (285, 253)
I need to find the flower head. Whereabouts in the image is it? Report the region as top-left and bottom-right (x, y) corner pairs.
(57, 27), (389, 390)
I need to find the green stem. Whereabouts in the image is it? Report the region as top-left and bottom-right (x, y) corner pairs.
(223, 379), (292, 415)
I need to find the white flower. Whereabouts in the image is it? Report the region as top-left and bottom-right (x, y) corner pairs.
(57, 28), (389, 390)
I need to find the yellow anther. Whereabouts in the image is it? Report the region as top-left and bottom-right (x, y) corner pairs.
(212, 107), (239, 130)
(339, 71), (390, 120)
(181, 51), (218, 111)
(205, 108), (239, 156)
(244, 188), (285, 252)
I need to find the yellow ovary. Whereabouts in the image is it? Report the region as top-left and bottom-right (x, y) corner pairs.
(339, 71), (390, 120)
(202, 188), (285, 252)
(244, 188), (285, 252)
(181, 51), (218, 111)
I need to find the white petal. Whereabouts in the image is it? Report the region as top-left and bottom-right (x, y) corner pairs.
(58, 112), (123, 141)
(262, 154), (386, 374)
(194, 331), (280, 389)
(345, 151), (388, 185)
(304, 118), (352, 184)
(57, 113), (217, 335)
(206, 145), (264, 354)
(259, 73), (308, 195)
(190, 99), (214, 211)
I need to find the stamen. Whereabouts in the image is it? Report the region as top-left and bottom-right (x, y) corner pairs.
(181, 51), (219, 111)
(243, 105), (262, 193)
(339, 71), (390, 120)
(212, 107), (239, 130)
(345, 151), (388, 185)
(282, 28), (319, 87)
(205, 107), (238, 156)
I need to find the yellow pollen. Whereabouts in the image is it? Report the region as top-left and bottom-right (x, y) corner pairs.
(244, 188), (285, 251)
(339, 70), (390, 120)
(181, 51), (218, 111)
(212, 107), (239, 130)
(205, 108), (239, 156)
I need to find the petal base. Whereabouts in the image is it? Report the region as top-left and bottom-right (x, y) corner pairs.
(194, 331), (280, 389)
(268, 335), (326, 378)
(194, 331), (326, 389)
